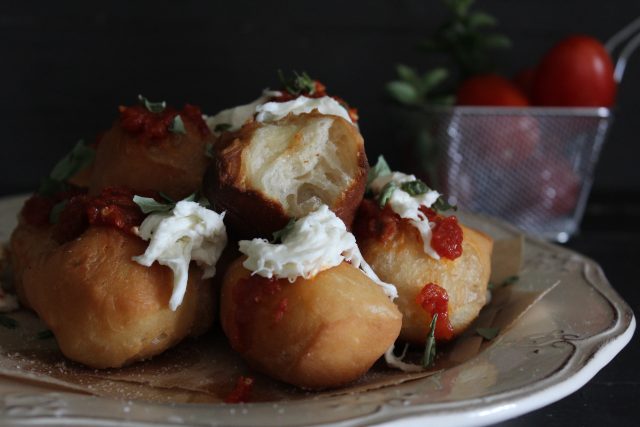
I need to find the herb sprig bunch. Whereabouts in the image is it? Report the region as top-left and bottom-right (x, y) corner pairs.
(137, 94), (187, 136)
(367, 156), (456, 212)
(138, 94), (166, 113)
(38, 140), (95, 196)
(422, 314), (438, 367)
(387, 0), (510, 108)
(278, 70), (316, 95)
(132, 192), (208, 214)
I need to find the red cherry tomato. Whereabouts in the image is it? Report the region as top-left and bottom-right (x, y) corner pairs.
(513, 67), (536, 99)
(451, 112), (540, 169)
(521, 156), (581, 216)
(456, 74), (529, 106)
(452, 75), (539, 169)
(532, 35), (616, 107)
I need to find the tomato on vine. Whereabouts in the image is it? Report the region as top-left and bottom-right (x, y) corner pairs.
(532, 35), (616, 107)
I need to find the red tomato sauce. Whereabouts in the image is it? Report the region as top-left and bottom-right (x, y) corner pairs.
(231, 275), (284, 352)
(119, 103), (210, 141)
(421, 207), (463, 260)
(224, 376), (254, 404)
(415, 283), (454, 341)
(22, 187), (151, 244)
(21, 187), (87, 227)
(21, 195), (54, 226)
(354, 199), (463, 260)
(353, 199), (400, 243)
(54, 187), (149, 243)
(271, 80), (359, 123)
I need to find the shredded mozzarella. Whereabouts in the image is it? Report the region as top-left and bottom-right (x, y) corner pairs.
(255, 96), (353, 124)
(370, 172), (442, 259)
(238, 205), (397, 299)
(205, 89), (282, 133)
(384, 344), (424, 372)
(205, 90), (354, 133)
(133, 201), (227, 311)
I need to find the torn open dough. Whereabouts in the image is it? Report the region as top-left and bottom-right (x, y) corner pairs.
(204, 112), (368, 238)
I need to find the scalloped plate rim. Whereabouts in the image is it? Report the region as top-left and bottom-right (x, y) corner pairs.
(0, 194), (635, 427)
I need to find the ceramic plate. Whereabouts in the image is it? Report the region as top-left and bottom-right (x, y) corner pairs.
(0, 194), (635, 427)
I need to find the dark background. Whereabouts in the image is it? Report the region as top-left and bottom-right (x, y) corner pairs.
(1, 0), (640, 196)
(0, 1), (638, 426)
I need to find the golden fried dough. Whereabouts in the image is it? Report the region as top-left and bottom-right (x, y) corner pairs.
(90, 120), (213, 201)
(357, 220), (492, 344)
(10, 223), (215, 368)
(204, 112), (368, 238)
(220, 258), (401, 389)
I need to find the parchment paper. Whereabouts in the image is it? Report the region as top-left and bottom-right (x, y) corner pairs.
(0, 235), (557, 403)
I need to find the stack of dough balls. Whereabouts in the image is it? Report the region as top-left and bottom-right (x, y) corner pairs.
(203, 79), (492, 388)
(204, 88), (405, 388)
(10, 101), (216, 368)
(10, 79), (494, 392)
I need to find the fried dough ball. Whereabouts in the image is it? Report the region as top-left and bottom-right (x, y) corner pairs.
(220, 258), (402, 389)
(354, 203), (492, 344)
(10, 223), (215, 369)
(90, 103), (213, 200)
(204, 112), (368, 238)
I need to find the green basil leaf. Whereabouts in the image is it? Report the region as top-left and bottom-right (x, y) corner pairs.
(49, 140), (95, 182)
(400, 180), (430, 196)
(271, 219), (296, 243)
(182, 193), (198, 203)
(197, 195), (211, 208)
(0, 314), (18, 329)
(38, 177), (66, 197)
(169, 114), (186, 135)
(396, 64), (421, 86)
(386, 81), (419, 106)
(133, 192), (202, 215)
(413, 0), (511, 79)
(214, 123), (232, 133)
(138, 94), (166, 113)
(421, 68), (449, 92)
(277, 69), (289, 91)
(479, 33), (512, 49)
(367, 156), (392, 187)
(476, 327), (500, 340)
(378, 182), (398, 208)
(421, 313), (438, 368)
(39, 140), (95, 196)
(158, 192), (175, 203)
(299, 72), (316, 94)
(278, 70), (315, 95)
(432, 196), (457, 212)
(468, 11), (497, 29)
(449, 0), (474, 17)
(49, 200), (68, 224)
(132, 196), (174, 214)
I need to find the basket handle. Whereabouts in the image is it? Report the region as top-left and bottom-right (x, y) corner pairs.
(605, 16), (640, 83)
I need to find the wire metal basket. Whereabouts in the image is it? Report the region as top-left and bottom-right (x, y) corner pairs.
(418, 17), (640, 242)
(427, 107), (610, 242)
